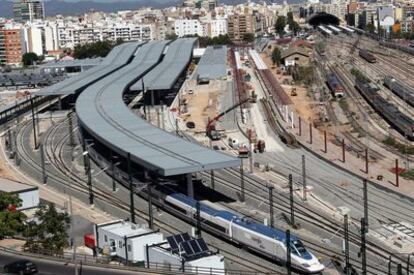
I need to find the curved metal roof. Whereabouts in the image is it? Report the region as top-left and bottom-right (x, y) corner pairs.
(130, 38), (197, 91)
(76, 39), (239, 176)
(38, 42), (141, 96)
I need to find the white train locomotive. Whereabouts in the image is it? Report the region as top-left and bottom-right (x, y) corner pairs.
(165, 192), (325, 274)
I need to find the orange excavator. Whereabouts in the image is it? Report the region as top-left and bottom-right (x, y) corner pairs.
(206, 96), (254, 140)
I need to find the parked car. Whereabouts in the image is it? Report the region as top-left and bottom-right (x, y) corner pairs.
(4, 260), (38, 274)
(186, 121), (195, 129)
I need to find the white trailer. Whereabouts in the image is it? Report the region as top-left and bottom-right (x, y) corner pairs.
(0, 179), (39, 210)
(94, 220), (164, 263)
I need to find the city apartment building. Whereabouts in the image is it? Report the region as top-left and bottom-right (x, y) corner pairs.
(13, 0), (45, 23)
(0, 28), (23, 65)
(174, 19), (204, 37)
(227, 14), (253, 42)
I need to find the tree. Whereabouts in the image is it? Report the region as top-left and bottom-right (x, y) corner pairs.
(365, 23), (375, 33)
(25, 203), (70, 253)
(271, 47), (282, 66)
(287, 12), (294, 26)
(0, 193), (25, 239)
(165, 33), (178, 40)
(73, 41), (113, 59)
(115, 38), (124, 45)
(290, 21), (301, 36)
(275, 16), (286, 36)
(242, 33), (255, 43)
(198, 34), (232, 47)
(22, 52), (39, 66)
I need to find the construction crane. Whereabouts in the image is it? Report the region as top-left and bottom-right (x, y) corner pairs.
(206, 96), (254, 140)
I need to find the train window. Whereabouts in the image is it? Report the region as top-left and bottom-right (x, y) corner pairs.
(164, 200), (186, 214)
(292, 240), (307, 255)
(203, 220), (226, 233)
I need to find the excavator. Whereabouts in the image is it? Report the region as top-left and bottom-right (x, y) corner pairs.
(206, 96), (254, 141)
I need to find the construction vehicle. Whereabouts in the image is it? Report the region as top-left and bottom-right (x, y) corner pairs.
(206, 97), (254, 140)
(255, 140), (266, 153)
(238, 146), (249, 158)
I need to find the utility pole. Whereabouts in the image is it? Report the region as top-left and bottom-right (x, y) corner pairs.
(175, 118), (179, 136)
(289, 174), (295, 227)
(40, 142), (47, 184)
(68, 110), (75, 147)
(142, 80), (147, 120)
(395, 159), (399, 187)
(302, 155), (307, 201)
(240, 159), (245, 202)
(360, 217), (367, 275)
(86, 153), (93, 205)
(344, 214), (350, 275)
(127, 153), (135, 224)
(363, 179), (368, 233)
(209, 139), (215, 190)
(268, 185), (274, 228)
(342, 138), (346, 162)
(147, 180), (153, 229)
(196, 200), (201, 238)
(286, 229), (291, 275)
(30, 97), (38, 149)
(13, 130), (20, 166)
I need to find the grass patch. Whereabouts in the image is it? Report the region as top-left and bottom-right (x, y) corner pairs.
(401, 169), (414, 180)
(383, 137), (414, 154)
(338, 98), (349, 111)
(350, 67), (370, 83)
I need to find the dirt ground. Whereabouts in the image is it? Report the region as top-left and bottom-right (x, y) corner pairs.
(0, 154), (17, 180)
(260, 52), (319, 123)
(180, 80), (221, 133)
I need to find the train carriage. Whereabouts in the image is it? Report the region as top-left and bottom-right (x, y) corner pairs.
(165, 192), (325, 274)
(359, 49), (376, 63)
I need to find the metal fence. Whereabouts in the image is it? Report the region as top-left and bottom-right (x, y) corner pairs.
(0, 245), (273, 275)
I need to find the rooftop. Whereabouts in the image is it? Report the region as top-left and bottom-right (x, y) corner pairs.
(76, 40), (239, 176)
(100, 220), (152, 237)
(130, 38), (197, 91)
(0, 178), (38, 193)
(40, 58), (103, 68)
(281, 47), (310, 59)
(196, 46), (227, 80)
(38, 42), (141, 96)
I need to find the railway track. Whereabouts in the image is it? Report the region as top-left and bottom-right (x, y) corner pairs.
(349, 56), (414, 121)
(173, 111), (408, 275)
(325, 56), (414, 155)
(206, 168), (413, 275)
(13, 117), (284, 275)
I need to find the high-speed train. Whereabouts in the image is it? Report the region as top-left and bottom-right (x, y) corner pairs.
(165, 192), (325, 274)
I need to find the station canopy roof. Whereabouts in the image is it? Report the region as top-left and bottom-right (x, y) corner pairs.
(76, 39), (239, 176)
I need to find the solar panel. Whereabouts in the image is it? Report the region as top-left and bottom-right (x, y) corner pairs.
(182, 232), (191, 241)
(189, 239), (201, 254)
(175, 234), (184, 244)
(196, 238), (209, 252)
(167, 233), (192, 253)
(181, 241), (194, 256)
(166, 235), (179, 252)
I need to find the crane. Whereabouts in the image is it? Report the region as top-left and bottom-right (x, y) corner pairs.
(206, 96), (254, 140)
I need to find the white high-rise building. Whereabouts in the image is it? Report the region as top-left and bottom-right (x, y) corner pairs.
(44, 24), (59, 52)
(174, 19), (203, 37)
(209, 19), (228, 37)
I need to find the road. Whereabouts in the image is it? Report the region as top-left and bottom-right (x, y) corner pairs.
(0, 251), (141, 275)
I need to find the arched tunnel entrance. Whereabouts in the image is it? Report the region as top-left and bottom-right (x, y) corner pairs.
(307, 12), (340, 27)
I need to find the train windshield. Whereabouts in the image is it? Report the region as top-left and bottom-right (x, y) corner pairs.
(291, 240), (307, 255)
